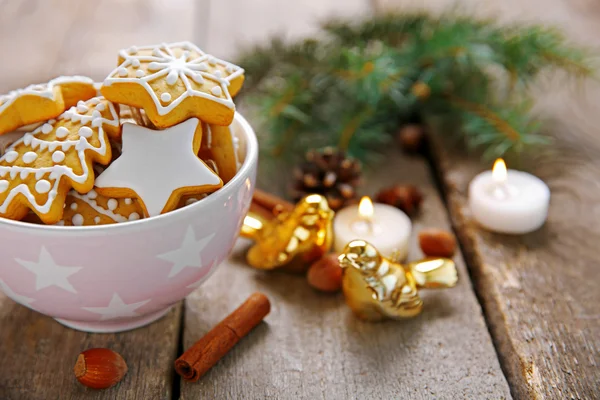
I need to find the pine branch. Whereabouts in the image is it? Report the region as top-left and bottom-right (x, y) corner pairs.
(235, 12), (595, 164)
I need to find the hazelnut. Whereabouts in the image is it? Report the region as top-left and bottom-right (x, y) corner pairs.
(396, 124), (425, 153)
(74, 348), (128, 390)
(418, 229), (457, 258)
(375, 184), (423, 216)
(307, 253), (343, 292)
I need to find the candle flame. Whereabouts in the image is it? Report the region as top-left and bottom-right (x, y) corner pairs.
(492, 158), (507, 184)
(358, 196), (374, 219)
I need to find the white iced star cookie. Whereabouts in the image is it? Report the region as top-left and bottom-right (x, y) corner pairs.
(0, 97), (120, 224)
(101, 41), (244, 127)
(60, 188), (144, 226)
(94, 118), (222, 217)
(0, 76), (97, 135)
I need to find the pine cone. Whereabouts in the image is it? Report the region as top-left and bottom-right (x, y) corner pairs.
(291, 147), (361, 211)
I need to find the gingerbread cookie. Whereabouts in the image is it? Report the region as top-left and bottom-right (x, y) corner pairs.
(95, 118), (222, 217)
(201, 123), (239, 184)
(60, 188), (144, 226)
(101, 41), (244, 127)
(0, 97), (120, 224)
(0, 76), (96, 135)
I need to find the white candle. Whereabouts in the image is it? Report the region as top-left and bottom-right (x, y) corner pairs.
(333, 196), (412, 260)
(468, 159), (550, 234)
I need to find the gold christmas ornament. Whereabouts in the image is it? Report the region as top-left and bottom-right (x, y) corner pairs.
(338, 240), (458, 321)
(240, 194), (334, 271)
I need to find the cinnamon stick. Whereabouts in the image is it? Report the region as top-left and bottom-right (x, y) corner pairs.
(252, 189), (294, 214)
(174, 293), (271, 382)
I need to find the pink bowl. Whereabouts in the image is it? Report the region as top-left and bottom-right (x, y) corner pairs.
(0, 113), (258, 333)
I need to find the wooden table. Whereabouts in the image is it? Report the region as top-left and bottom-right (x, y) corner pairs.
(0, 1), (598, 399)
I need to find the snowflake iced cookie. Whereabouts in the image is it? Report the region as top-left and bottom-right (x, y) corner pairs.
(0, 76), (97, 135)
(0, 97), (120, 224)
(199, 123), (240, 184)
(101, 41), (244, 127)
(60, 189), (144, 226)
(95, 118), (222, 217)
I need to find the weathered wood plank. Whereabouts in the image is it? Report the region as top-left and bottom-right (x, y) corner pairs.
(180, 148), (512, 399)
(0, 1), (202, 399)
(0, 300), (183, 400)
(430, 118), (600, 399)
(379, 0), (600, 398)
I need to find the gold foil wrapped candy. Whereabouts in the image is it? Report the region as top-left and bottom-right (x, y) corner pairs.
(240, 194), (334, 271)
(338, 240), (458, 321)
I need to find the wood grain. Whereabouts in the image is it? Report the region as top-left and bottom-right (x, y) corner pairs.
(0, 1), (198, 399)
(0, 301), (182, 400)
(429, 116), (600, 400)
(377, 0), (600, 398)
(180, 149), (511, 400)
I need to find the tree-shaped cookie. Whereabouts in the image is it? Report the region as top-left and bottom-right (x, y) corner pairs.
(0, 97), (120, 224)
(0, 76), (97, 135)
(101, 41), (244, 127)
(60, 189), (144, 226)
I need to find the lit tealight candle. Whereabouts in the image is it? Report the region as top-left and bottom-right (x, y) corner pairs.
(468, 158), (550, 234)
(333, 196), (412, 260)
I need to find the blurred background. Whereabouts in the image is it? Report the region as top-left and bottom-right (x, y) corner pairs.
(1, 0), (598, 149)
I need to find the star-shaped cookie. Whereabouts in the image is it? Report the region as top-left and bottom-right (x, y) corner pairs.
(0, 76), (97, 135)
(101, 41), (244, 127)
(94, 118), (222, 217)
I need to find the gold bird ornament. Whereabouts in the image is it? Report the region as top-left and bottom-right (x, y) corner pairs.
(338, 240), (458, 321)
(240, 194), (334, 271)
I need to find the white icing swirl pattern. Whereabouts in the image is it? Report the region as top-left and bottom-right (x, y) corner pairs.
(103, 41), (244, 116)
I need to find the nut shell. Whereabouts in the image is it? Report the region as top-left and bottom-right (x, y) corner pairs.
(74, 348), (128, 390)
(418, 229), (457, 258)
(307, 253), (343, 292)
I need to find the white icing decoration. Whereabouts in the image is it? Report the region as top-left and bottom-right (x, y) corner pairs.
(95, 103), (106, 112)
(136, 70), (145, 78)
(52, 151), (65, 163)
(23, 152), (38, 164)
(105, 41), (243, 117)
(79, 126), (93, 138)
(0, 76), (94, 116)
(68, 191), (130, 223)
(166, 70), (178, 85)
(95, 119), (221, 216)
(211, 86), (222, 97)
(4, 151), (18, 163)
(94, 216), (101, 224)
(77, 103), (88, 113)
(70, 202), (77, 210)
(192, 73), (204, 84)
(124, 198), (132, 205)
(35, 180), (51, 193)
(129, 46), (138, 54)
(41, 123), (53, 134)
(0, 97), (119, 215)
(132, 59), (141, 68)
(0, 180), (8, 193)
(72, 214), (84, 226)
(160, 93), (171, 103)
(118, 67), (128, 77)
(185, 198), (198, 205)
(214, 70), (222, 79)
(107, 198), (118, 210)
(87, 189), (97, 199)
(129, 212), (140, 221)
(55, 126), (69, 139)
